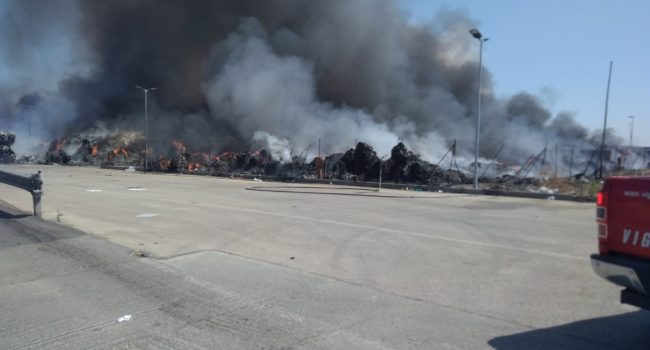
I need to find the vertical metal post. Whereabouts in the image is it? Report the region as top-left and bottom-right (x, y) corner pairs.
(31, 171), (43, 217)
(32, 191), (42, 217)
(569, 144), (574, 177)
(629, 115), (634, 147)
(473, 38), (484, 190)
(598, 61), (613, 179)
(554, 143), (559, 178)
(136, 86), (156, 171)
(144, 90), (148, 171)
(378, 158), (383, 192)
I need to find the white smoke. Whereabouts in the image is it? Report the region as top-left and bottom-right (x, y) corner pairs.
(205, 22), (404, 161)
(252, 131), (291, 162)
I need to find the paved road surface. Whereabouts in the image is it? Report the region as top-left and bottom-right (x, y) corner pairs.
(1, 164), (649, 349)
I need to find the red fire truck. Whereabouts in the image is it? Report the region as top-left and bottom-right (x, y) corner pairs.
(591, 176), (650, 310)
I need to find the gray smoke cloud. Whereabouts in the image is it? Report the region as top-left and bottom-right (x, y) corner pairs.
(0, 0), (621, 170)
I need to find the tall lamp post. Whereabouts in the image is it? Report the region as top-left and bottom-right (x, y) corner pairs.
(136, 86), (156, 171)
(469, 29), (489, 190)
(628, 115), (635, 147)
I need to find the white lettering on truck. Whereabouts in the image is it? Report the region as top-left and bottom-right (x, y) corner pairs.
(622, 229), (650, 248)
(643, 233), (650, 248)
(624, 229), (632, 243)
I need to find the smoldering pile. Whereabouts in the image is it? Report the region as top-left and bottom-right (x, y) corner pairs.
(0, 131), (17, 164)
(44, 132), (143, 166)
(326, 142), (467, 185)
(41, 132), (468, 186)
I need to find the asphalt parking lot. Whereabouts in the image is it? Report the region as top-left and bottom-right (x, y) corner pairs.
(1, 164), (649, 349)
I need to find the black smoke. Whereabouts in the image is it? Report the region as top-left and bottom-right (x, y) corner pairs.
(0, 0), (619, 166)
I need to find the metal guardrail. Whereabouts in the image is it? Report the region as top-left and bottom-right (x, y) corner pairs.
(0, 169), (43, 216)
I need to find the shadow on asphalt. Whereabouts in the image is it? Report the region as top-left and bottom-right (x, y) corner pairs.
(0, 206), (83, 249)
(488, 310), (650, 350)
(0, 209), (30, 219)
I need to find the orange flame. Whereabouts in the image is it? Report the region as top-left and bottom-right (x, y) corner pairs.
(187, 162), (203, 172)
(112, 147), (129, 158)
(159, 158), (172, 169)
(55, 138), (67, 152)
(91, 145), (99, 157)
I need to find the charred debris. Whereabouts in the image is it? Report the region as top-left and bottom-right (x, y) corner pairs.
(41, 135), (469, 186)
(0, 131), (17, 164)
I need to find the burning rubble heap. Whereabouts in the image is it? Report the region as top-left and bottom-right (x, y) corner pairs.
(0, 132), (17, 164)
(327, 142), (468, 185)
(41, 133), (469, 186)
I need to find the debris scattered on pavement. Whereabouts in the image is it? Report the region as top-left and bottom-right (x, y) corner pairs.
(133, 249), (147, 257)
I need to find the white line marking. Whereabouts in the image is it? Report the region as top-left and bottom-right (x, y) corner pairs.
(135, 213), (159, 218)
(85, 189), (103, 192)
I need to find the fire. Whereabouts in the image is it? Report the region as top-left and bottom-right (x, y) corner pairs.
(112, 147), (129, 158)
(91, 145), (99, 157)
(172, 140), (187, 154)
(187, 162), (203, 172)
(159, 158), (172, 169)
(215, 151), (237, 161)
(55, 138), (67, 152)
(192, 152), (210, 162)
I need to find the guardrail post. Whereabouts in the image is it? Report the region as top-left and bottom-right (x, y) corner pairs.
(0, 168), (43, 217)
(30, 171), (43, 217)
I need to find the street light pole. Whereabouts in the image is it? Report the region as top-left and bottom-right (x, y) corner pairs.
(629, 115), (635, 147)
(136, 86), (156, 171)
(469, 29), (488, 190)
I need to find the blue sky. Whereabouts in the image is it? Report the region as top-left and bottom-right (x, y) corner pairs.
(399, 0), (650, 146)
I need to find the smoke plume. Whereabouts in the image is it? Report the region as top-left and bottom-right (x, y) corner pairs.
(0, 0), (619, 168)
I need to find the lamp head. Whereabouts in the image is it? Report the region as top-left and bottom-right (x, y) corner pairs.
(469, 29), (482, 39)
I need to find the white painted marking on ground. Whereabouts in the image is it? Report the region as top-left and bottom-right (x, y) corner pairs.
(127, 188), (147, 191)
(85, 189), (103, 192)
(209, 205), (587, 261)
(116, 314), (132, 323)
(135, 213), (159, 218)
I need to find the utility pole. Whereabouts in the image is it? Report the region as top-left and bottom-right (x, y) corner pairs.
(554, 143), (559, 178)
(136, 86), (157, 171)
(628, 115), (635, 147)
(598, 61), (613, 179)
(569, 144), (575, 177)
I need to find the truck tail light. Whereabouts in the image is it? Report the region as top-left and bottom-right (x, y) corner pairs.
(597, 191), (607, 206)
(596, 186), (609, 254)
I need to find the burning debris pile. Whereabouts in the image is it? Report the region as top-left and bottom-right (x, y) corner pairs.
(328, 142), (468, 185)
(40, 132), (468, 186)
(44, 132), (144, 166)
(0, 132), (17, 164)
